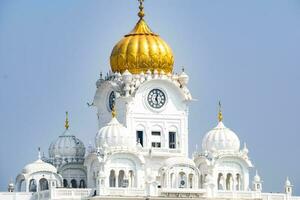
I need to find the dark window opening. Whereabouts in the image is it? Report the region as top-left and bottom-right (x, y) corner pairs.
(152, 142), (161, 148)
(151, 131), (161, 136)
(169, 132), (176, 149)
(136, 131), (144, 146)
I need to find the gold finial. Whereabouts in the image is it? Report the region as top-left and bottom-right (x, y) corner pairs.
(65, 111), (69, 130)
(218, 101), (223, 122)
(111, 104), (117, 118)
(138, 0), (145, 19)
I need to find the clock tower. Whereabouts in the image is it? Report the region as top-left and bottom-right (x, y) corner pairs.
(92, 0), (193, 178)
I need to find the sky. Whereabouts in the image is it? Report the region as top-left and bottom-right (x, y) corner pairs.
(0, 0), (300, 194)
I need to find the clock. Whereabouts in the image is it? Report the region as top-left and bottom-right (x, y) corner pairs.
(147, 89), (166, 109)
(108, 91), (115, 111)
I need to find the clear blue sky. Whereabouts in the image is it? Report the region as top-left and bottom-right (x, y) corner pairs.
(0, 0), (300, 194)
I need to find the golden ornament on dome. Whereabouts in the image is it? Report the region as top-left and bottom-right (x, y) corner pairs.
(110, 0), (174, 74)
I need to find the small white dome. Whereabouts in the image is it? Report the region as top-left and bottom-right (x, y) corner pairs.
(23, 159), (57, 174)
(96, 117), (135, 148)
(285, 177), (291, 186)
(254, 171), (261, 182)
(178, 69), (189, 85)
(49, 129), (85, 159)
(202, 121), (240, 153)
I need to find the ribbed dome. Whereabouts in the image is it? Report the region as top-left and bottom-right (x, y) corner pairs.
(96, 117), (135, 148)
(49, 129), (85, 159)
(23, 159), (57, 174)
(202, 121), (240, 153)
(110, 14), (174, 74)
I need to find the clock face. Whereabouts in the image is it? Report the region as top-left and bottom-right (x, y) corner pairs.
(108, 91), (115, 111)
(147, 89), (166, 109)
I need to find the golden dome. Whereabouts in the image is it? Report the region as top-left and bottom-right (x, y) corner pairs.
(110, 1), (174, 74)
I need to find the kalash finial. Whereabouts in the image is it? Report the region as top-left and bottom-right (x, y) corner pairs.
(138, 0), (145, 19)
(65, 111), (69, 130)
(218, 101), (223, 122)
(112, 104), (117, 118)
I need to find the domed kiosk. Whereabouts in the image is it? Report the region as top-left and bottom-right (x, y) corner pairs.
(48, 112), (87, 188)
(16, 149), (62, 192)
(194, 103), (253, 192)
(48, 112), (85, 165)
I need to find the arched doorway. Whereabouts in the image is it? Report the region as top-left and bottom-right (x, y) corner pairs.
(63, 179), (68, 188)
(79, 180), (85, 188)
(29, 179), (37, 192)
(118, 170), (125, 187)
(39, 178), (49, 191)
(71, 179), (77, 188)
(109, 170), (116, 187)
(179, 172), (187, 188)
(226, 173), (233, 190)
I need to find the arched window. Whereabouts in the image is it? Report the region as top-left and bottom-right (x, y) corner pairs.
(169, 132), (176, 149)
(29, 179), (37, 192)
(71, 179), (77, 188)
(109, 170), (116, 187)
(179, 172), (187, 188)
(236, 174), (241, 191)
(218, 173), (224, 190)
(39, 178), (48, 191)
(79, 180), (85, 188)
(170, 173), (175, 188)
(162, 173), (166, 188)
(188, 174), (194, 188)
(226, 173), (233, 190)
(18, 179), (26, 192)
(63, 179), (68, 188)
(136, 131), (144, 147)
(200, 174), (204, 188)
(118, 170), (125, 187)
(129, 170), (134, 187)
(151, 125), (163, 148)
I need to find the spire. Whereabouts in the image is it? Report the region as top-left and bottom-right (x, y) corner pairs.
(286, 176), (291, 186)
(65, 111), (69, 130)
(218, 101), (223, 122)
(138, 0), (145, 19)
(112, 104), (117, 118)
(38, 147), (41, 160)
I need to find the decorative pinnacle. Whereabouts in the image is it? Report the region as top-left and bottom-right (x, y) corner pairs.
(38, 147), (41, 160)
(218, 101), (223, 122)
(112, 104), (117, 118)
(138, 0), (145, 19)
(65, 111), (69, 130)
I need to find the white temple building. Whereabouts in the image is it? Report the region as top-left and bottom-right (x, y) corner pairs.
(1, 1), (299, 200)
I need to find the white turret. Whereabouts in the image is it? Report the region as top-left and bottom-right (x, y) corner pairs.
(285, 177), (293, 195)
(7, 179), (14, 192)
(252, 170), (262, 192)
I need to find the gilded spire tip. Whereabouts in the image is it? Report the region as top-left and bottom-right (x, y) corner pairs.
(218, 101), (223, 122)
(138, 0), (145, 19)
(65, 111), (69, 130)
(112, 104), (117, 118)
